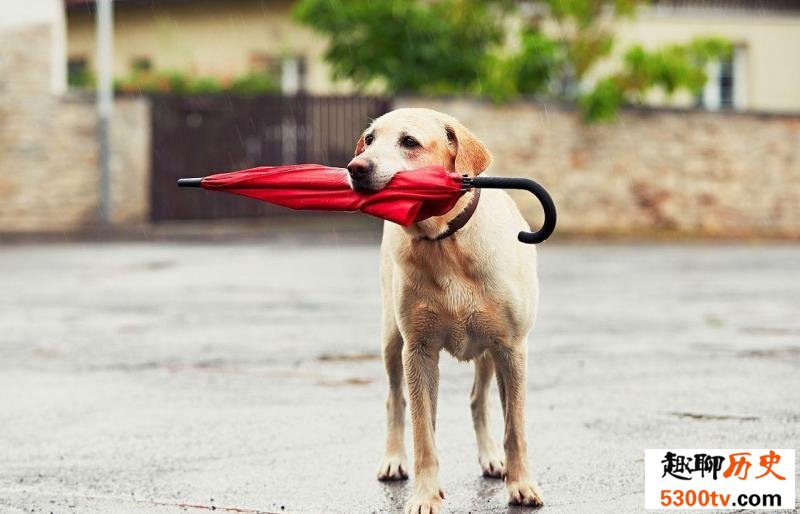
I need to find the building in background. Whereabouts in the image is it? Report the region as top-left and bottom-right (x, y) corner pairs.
(2, 0), (67, 95)
(64, 0), (800, 113)
(3, 0), (798, 235)
(0, 0), (150, 233)
(65, 0), (349, 95)
(613, 0), (800, 112)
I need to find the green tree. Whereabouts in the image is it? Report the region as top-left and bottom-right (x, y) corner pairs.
(114, 69), (279, 96)
(294, 0), (731, 122)
(580, 37), (731, 121)
(294, 0), (506, 94)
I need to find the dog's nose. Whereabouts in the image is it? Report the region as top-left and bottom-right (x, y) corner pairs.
(347, 159), (373, 181)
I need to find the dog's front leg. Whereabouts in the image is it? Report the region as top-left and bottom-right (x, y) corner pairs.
(377, 326), (408, 480)
(493, 342), (543, 507)
(403, 341), (444, 514)
(471, 353), (505, 478)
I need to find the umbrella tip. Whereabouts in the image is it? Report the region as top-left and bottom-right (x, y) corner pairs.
(177, 178), (203, 188)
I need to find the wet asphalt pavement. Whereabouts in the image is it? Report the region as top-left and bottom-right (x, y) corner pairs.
(1, 241), (798, 513)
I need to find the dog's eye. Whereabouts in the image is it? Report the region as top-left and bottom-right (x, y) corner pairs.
(400, 136), (420, 149)
(364, 134), (374, 146)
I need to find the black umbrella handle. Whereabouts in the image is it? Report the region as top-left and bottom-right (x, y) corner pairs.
(465, 176), (557, 244)
(177, 178), (203, 187)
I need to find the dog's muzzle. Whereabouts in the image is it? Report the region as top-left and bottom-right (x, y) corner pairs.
(347, 159), (377, 193)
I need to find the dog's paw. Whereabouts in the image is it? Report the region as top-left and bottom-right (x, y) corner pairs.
(377, 454), (408, 481)
(404, 489), (444, 514)
(507, 480), (543, 508)
(478, 447), (505, 479)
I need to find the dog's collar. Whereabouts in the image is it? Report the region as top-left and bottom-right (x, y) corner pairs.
(422, 188), (481, 242)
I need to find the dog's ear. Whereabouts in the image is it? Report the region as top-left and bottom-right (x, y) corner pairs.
(354, 133), (366, 156)
(445, 122), (492, 176)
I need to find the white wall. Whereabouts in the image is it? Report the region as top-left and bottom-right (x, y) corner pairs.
(0, 0), (67, 95)
(610, 8), (800, 112)
(0, 1), (58, 28)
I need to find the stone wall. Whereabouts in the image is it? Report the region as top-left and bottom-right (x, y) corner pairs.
(2, 20), (798, 240)
(0, 23), (150, 233)
(398, 98), (800, 239)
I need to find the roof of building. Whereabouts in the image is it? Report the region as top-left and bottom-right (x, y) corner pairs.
(66, 0), (201, 11)
(653, 0), (800, 10)
(65, 0), (800, 12)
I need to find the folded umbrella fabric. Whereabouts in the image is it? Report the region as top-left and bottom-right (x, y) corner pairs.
(179, 163), (557, 244)
(191, 164), (467, 226)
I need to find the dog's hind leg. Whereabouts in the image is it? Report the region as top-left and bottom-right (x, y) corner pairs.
(377, 317), (408, 481)
(492, 341), (543, 507)
(471, 352), (505, 479)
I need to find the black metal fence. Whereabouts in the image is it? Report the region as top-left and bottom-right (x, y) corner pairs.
(150, 94), (391, 221)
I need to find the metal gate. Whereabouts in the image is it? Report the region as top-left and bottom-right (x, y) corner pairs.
(150, 94), (391, 221)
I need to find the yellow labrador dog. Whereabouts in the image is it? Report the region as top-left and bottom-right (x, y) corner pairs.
(347, 108), (542, 513)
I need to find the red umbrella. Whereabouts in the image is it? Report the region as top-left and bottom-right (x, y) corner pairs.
(178, 164), (556, 244)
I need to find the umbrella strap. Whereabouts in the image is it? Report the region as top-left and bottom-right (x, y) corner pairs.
(425, 188), (481, 241)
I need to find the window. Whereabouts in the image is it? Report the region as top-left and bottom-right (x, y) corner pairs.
(280, 56), (307, 94)
(249, 53), (307, 94)
(67, 57), (90, 88)
(698, 46), (746, 111)
(130, 56), (152, 73)
(718, 57), (734, 108)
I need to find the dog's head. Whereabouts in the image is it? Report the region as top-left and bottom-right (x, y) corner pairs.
(346, 108), (492, 193)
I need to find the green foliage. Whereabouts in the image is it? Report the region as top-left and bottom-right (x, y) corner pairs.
(579, 77), (625, 122)
(68, 68), (94, 89)
(229, 73), (279, 96)
(293, 0), (506, 94)
(480, 29), (562, 102)
(114, 70), (278, 96)
(544, 0), (636, 81)
(547, 0), (638, 28)
(295, 0), (732, 123)
(580, 37), (732, 121)
(186, 76), (224, 95)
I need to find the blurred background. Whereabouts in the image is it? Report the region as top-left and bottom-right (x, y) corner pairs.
(2, 0), (799, 238)
(1, 2), (798, 513)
